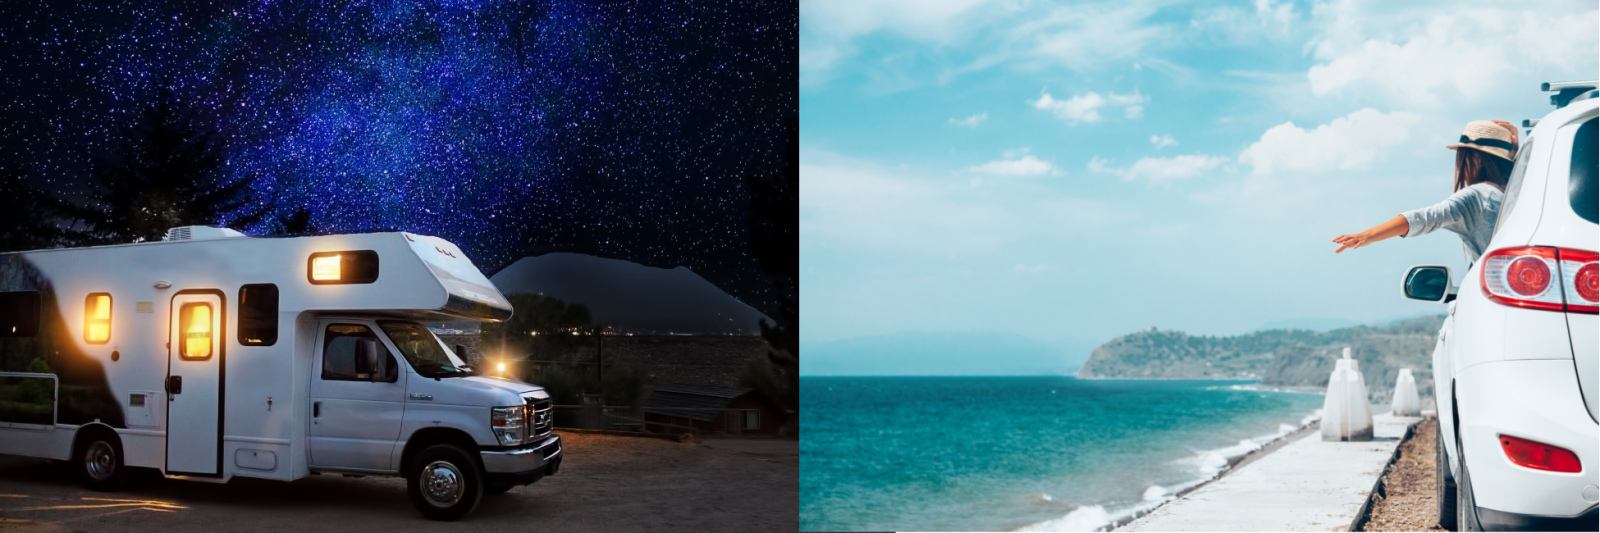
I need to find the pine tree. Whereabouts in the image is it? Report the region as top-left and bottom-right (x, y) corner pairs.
(0, 166), (66, 252)
(57, 85), (269, 245)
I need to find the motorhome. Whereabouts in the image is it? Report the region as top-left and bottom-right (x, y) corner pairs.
(0, 226), (561, 521)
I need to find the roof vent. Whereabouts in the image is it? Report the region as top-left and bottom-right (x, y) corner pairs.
(164, 226), (247, 241)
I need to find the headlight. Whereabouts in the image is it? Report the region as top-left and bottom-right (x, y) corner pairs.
(490, 405), (527, 445)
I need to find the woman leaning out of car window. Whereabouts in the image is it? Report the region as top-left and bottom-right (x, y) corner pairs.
(1331, 120), (1521, 266)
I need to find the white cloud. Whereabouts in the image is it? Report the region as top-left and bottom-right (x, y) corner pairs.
(1150, 134), (1178, 148)
(1017, 3), (1168, 71)
(949, 112), (988, 127)
(800, 0), (1004, 79)
(801, 150), (1125, 255)
(1238, 108), (1422, 175)
(1253, 0), (1294, 25)
(1305, 8), (1598, 106)
(967, 154), (1057, 176)
(1030, 89), (1147, 125)
(1088, 154), (1229, 184)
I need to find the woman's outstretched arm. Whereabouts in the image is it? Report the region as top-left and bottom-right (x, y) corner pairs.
(1332, 215), (1410, 253)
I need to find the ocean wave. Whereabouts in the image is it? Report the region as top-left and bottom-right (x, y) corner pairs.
(1017, 411), (1322, 532)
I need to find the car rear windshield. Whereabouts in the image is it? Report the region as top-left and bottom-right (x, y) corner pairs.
(1571, 117), (1597, 224)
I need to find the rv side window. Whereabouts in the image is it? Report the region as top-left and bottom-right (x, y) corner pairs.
(238, 284), (279, 346)
(0, 291), (40, 337)
(322, 324), (398, 382)
(179, 302), (214, 359)
(85, 293), (112, 344)
(307, 250), (380, 285)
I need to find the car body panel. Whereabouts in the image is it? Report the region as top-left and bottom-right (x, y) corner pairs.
(1430, 96), (1599, 519)
(1456, 360), (1596, 517)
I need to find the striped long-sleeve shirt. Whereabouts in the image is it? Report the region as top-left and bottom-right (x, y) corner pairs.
(1399, 182), (1504, 265)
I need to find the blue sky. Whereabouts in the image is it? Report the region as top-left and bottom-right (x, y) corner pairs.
(800, 0), (1599, 344)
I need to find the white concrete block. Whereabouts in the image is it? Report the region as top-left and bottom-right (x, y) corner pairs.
(1391, 368), (1422, 417)
(1321, 348), (1373, 442)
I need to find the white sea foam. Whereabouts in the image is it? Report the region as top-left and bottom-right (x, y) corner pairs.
(1020, 410), (1323, 532)
(1017, 496), (1175, 533)
(1018, 504), (1112, 532)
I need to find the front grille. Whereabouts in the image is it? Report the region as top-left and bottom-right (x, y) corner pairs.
(525, 397), (554, 437)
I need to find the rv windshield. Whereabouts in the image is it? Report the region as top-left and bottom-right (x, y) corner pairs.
(377, 320), (474, 378)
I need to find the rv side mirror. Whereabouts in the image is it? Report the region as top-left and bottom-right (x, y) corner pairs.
(1403, 265), (1452, 302)
(356, 338), (380, 380)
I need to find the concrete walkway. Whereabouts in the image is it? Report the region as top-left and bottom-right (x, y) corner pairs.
(1120, 412), (1424, 532)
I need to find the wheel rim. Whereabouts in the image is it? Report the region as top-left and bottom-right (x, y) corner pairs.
(420, 460), (464, 507)
(85, 441), (116, 481)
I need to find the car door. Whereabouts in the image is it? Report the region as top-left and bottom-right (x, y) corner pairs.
(308, 320), (407, 472)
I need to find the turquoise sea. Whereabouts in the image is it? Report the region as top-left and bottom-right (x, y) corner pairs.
(801, 376), (1325, 532)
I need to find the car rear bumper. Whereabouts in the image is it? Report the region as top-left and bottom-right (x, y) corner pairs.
(1476, 504), (1598, 531)
(480, 434), (561, 486)
(1456, 360), (1599, 517)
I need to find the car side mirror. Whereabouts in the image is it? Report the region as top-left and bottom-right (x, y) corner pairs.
(1403, 265), (1453, 302)
(356, 338), (380, 380)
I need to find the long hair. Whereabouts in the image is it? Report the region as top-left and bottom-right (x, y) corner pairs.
(1454, 147), (1513, 192)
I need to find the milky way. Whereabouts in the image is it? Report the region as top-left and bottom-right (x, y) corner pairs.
(0, 0), (795, 315)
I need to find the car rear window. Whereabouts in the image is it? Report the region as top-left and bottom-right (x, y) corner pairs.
(1492, 139), (1535, 240)
(1571, 117), (1597, 224)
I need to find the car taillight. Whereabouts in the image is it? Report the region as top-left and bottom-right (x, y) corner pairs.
(1482, 246), (1598, 314)
(1500, 434), (1582, 473)
(1559, 248), (1599, 314)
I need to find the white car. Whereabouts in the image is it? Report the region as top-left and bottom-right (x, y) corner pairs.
(1403, 80), (1598, 531)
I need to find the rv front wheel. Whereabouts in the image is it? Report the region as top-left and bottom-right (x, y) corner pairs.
(75, 430), (126, 491)
(407, 444), (483, 521)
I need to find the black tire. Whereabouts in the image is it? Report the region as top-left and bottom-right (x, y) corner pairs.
(406, 444), (483, 521)
(1437, 426), (1457, 530)
(75, 429), (127, 492)
(484, 484), (514, 495)
(1457, 439), (1482, 531)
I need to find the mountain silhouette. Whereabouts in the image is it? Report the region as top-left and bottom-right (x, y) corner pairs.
(490, 253), (770, 335)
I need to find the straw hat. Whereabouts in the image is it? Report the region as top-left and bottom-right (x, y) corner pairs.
(1446, 120), (1516, 161)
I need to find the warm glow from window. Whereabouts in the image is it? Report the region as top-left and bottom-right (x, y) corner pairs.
(85, 293), (111, 344)
(311, 254), (342, 281)
(182, 303), (212, 359)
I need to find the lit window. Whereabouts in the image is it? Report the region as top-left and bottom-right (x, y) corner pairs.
(307, 250), (380, 285)
(180, 303), (213, 359)
(85, 293), (111, 344)
(311, 254), (341, 281)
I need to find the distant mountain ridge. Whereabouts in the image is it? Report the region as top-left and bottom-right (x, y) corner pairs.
(490, 253), (770, 335)
(802, 332), (1096, 376)
(1077, 315), (1446, 402)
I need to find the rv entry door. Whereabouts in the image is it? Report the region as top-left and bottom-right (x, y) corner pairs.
(166, 291), (224, 476)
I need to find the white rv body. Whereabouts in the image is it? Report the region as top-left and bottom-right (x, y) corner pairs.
(0, 228), (559, 519)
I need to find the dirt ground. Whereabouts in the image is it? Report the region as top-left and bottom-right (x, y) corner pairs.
(1363, 418), (1448, 532)
(0, 431), (796, 533)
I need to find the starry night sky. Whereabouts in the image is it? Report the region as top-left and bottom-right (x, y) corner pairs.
(0, 0), (795, 316)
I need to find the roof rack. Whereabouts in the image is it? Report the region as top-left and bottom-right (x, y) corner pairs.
(1543, 80), (1598, 108)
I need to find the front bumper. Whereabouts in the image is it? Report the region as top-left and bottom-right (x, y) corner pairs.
(1456, 360), (1598, 518)
(480, 434), (562, 486)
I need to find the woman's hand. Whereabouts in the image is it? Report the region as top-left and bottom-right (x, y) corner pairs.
(1492, 119), (1519, 149)
(1332, 231), (1374, 253)
(1333, 215), (1411, 253)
